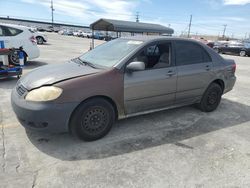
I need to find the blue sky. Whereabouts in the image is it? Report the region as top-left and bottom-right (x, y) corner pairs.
(0, 0), (250, 38)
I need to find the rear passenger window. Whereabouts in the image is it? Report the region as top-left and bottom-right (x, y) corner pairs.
(175, 41), (211, 66)
(1, 26), (23, 36)
(6, 27), (23, 36)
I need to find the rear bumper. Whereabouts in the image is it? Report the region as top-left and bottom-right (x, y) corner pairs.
(11, 89), (78, 133)
(43, 35), (48, 42)
(25, 45), (40, 60)
(224, 76), (236, 94)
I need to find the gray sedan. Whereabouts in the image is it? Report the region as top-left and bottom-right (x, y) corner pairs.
(11, 36), (236, 141)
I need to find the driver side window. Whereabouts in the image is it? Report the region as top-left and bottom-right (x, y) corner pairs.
(131, 42), (172, 70)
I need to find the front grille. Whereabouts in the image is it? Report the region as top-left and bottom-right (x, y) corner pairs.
(16, 84), (27, 96)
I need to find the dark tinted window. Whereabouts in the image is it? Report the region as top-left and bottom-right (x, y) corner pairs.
(175, 41), (211, 66)
(1, 26), (23, 36)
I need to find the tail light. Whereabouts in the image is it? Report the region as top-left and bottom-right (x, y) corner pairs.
(29, 36), (37, 45)
(232, 63), (236, 73)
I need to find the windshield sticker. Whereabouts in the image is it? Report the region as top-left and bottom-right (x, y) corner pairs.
(127, 41), (143, 45)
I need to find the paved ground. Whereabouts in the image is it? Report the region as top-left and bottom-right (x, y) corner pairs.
(1, 33), (250, 188)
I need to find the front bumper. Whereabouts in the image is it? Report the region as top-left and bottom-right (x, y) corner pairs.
(11, 88), (78, 133)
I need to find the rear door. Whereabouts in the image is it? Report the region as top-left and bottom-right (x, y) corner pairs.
(174, 41), (214, 104)
(0, 25), (23, 48)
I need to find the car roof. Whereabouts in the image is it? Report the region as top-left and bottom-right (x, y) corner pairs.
(120, 35), (202, 43)
(0, 23), (29, 30)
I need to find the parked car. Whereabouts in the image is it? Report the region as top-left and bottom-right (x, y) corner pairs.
(0, 23), (40, 65)
(11, 37), (236, 141)
(93, 32), (105, 40)
(58, 29), (73, 36)
(82, 31), (93, 38)
(58, 30), (65, 35)
(206, 41), (214, 48)
(65, 30), (73, 36)
(33, 32), (48, 45)
(73, 30), (83, 37)
(104, 34), (117, 41)
(214, 42), (250, 57)
(37, 27), (53, 32)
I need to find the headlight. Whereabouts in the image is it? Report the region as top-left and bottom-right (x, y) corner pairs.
(25, 86), (63, 102)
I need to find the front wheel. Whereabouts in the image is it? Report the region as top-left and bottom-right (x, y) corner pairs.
(70, 98), (115, 141)
(198, 83), (223, 112)
(240, 51), (246, 57)
(214, 48), (220, 53)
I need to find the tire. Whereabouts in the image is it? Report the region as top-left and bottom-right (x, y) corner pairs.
(8, 50), (27, 66)
(240, 51), (246, 57)
(198, 83), (223, 112)
(36, 36), (44, 44)
(214, 48), (220, 53)
(70, 98), (115, 141)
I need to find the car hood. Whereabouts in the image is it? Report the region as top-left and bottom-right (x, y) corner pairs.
(20, 61), (102, 90)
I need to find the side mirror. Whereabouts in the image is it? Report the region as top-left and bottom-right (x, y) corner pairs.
(126, 61), (145, 72)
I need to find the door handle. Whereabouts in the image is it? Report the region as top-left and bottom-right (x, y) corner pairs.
(166, 70), (175, 76)
(205, 65), (211, 71)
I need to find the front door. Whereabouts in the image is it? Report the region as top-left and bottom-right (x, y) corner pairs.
(124, 41), (177, 114)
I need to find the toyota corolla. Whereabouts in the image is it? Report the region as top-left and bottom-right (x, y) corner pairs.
(11, 36), (236, 141)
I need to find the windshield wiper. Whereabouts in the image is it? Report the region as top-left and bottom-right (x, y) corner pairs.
(72, 57), (97, 69)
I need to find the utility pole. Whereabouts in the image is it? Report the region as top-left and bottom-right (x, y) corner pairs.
(51, 0), (55, 30)
(187, 14), (192, 38)
(136, 12), (139, 22)
(222, 24), (227, 39)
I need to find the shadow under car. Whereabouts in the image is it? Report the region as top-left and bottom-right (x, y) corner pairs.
(25, 98), (250, 161)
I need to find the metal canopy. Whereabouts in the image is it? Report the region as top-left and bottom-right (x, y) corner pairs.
(90, 18), (174, 34)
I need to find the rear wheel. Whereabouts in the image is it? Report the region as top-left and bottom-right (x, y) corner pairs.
(198, 83), (223, 112)
(214, 48), (220, 53)
(36, 36), (44, 44)
(70, 98), (115, 141)
(240, 50), (246, 57)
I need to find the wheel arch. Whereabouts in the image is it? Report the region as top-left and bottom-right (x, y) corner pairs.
(211, 79), (225, 92)
(68, 95), (119, 131)
(22, 50), (28, 58)
(36, 35), (44, 39)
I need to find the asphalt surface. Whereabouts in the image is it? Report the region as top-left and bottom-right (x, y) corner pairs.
(1, 33), (250, 188)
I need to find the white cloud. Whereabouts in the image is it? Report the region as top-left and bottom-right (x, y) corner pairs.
(223, 0), (250, 5)
(21, 0), (139, 24)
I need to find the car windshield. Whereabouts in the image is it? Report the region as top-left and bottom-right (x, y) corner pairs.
(79, 38), (143, 68)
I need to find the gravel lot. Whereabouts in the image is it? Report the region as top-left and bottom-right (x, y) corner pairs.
(1, 33), (250, 188)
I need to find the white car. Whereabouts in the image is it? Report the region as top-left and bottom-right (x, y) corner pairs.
(33, 32), (48, 45)
(82, 31), (93, 38)
(0, 23), (40, 65)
